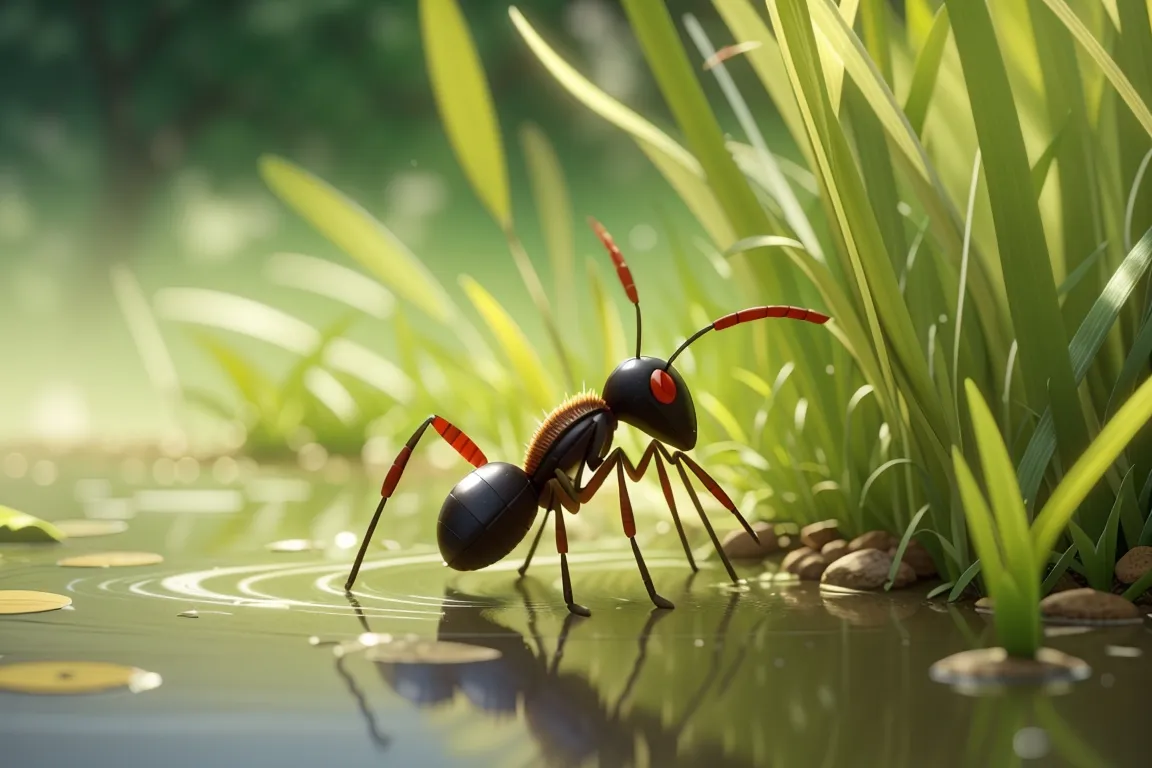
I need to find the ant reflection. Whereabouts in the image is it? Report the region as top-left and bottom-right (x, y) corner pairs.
(335, 580), (764, 767)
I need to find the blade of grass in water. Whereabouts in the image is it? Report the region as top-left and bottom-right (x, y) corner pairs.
(419, 0), (510, 228)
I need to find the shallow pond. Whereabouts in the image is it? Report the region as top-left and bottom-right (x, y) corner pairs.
(1, 456), (1150, 767)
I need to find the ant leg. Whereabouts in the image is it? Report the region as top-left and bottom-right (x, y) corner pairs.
(517, 507), (552, 578)
(671, 450), (760, 543)
(346, 415), (488, 591)
(664, 449), (739, 583)
(616, 462), (674, 610)
(553, 500), (591, 617)
(653, 451), (698, 572)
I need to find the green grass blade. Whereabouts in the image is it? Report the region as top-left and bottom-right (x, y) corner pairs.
(945, 0), (1088, 469)
(1115, 467), (1142, 548)
(191, 332), (278, 424)
(1125, 150), (1152, 252)
(1033, 372), (1152, 556)
(1030, 115), (1069, 197)
(420, 0), (510, 228)
(1040, 543), (1078, 595)
(859, 458), (914, 514)
(459, 275), (555, 412)
(258, 155), (454, 324)
(1099, 483), (1125, 579)
(948, 559), (983, 602)
(1038, 0), (1152, 140)
(902, 5), (950, 137)
(698, 391), (749, 445)
(952, 449), (1009, 597)
(520, 123), (575, 327)
(927, 582), (954, 599)
(1067, 521), (1106, 590)
(638, 142), (737, 247)
(885, 504), (931, 591)
(1018, 227), (1152, 505)
(1122, 568), (1152, 601)
(725, 236), (807, 256)
(964, 380), (1036, 600)
(1057, 243), (1107, 298)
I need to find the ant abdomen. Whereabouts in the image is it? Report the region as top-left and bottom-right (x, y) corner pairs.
(437, 462), (537, 571)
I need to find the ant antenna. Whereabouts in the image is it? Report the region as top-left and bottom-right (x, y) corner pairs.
(589, 217), (642, 359)
(665, 305), (831, 370)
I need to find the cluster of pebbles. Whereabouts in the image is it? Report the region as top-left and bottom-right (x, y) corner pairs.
(722, 519), (936, 591)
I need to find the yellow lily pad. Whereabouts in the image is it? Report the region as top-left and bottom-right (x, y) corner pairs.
(57, 551), (164, 568)
(0, 505), (65, 543)
(0, 590), (72, 615)
(0, 661), (162, 695)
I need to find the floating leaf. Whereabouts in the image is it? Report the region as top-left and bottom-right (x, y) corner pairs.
(0, 506), (64, 543)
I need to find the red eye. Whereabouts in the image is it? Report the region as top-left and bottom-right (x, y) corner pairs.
(650, 370), (677, 404)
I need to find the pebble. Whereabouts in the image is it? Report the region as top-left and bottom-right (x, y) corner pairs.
(821, 539), (849, 563)
(889, 539), (937, 578)
(975, 596), (995, 614)
(1040, 588), (1143, 623)
(795, 552), (830, 581)
(800, 520), (840, 551)
(847, 530), (897, 553)
(1115, 546), (1152, 585)
(781, 546), (816, 574)
(720, 522), (779, 560)
(820, 549), (897, 591)
(928, 647), (1091, 687)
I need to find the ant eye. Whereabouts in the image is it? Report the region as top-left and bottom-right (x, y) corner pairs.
(649, 370), (677, 404)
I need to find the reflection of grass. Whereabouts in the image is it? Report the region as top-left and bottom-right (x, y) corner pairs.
(150, 0), (1152, 633)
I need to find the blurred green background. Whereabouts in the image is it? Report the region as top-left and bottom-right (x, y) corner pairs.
(0, 0), (780, 450)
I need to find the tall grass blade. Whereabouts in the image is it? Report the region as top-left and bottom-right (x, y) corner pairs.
(1018, 228), (1152, 505)
(520, 123), (576, 326)
(945, 0), (1088, 469)
(1056, 243), (1107, 298)
(902, 5), (950, 137)
(952, 152), (981, 432)
(1125, 149), (1152, 251)
(1115, 467), (1142, 548)
(1032, 372), (1152, 557)
(265, 252), (394, 319)
(1107, 311), (1152, 419)
(1030, 116), (1069, 197)
(947, 559), (983, 602)
(420, 0), (511, 228)
(459, 275), (555, 412)
(885, 504), (931, 591)
(1040, 544), (1078, 595)
(258, 155), (454, 324)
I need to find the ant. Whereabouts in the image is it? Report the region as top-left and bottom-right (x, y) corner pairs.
(346, 218), (831, 615)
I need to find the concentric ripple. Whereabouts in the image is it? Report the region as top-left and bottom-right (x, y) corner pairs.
(62, 547), (701, 621)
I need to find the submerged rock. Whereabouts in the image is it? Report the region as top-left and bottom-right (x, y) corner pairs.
(781, 546), (817, 574)
(795, 552), (830, 581)
(847, 530), (896, 553)
(1040, 588), (1142, 624)
(893, 560), (917, 588)
(929, 647), (1090, 688)
(821, 539), (849, 563)
(974, 597), (995, 614)
(889, 539), (937, 578)
(800, 520), (840, 551)
(820, 549), (895, 591)
(1115, 546), (1152, 585)
(721, 522), (779, 559)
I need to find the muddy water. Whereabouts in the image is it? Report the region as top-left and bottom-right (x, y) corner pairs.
(1, 458), (1150, 767)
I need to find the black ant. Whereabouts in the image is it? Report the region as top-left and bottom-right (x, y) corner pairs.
(346, 218), (831, 615)
(335, 584), (764, 767)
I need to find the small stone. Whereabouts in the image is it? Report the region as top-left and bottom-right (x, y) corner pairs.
(1115, 546), (1152, 585)
(795, 553), (830, 581)
(975, 597), (995, 614)
(800, 520), (840, 551)
(782, 546), (816, 574)
(847, 530), (896, 553)
(929, 647), (1090, 688)
(888, 539), (937, 578)
(821, 539), (849, 563)
(721, 522), (779, 559)
(1040, 588), (1142, 624)
(820, 549), (894, 591)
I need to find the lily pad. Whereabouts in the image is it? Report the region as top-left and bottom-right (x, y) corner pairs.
(0, 505), (65, 543)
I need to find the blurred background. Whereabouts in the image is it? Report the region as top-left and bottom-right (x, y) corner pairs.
(0, 0), (783, 456)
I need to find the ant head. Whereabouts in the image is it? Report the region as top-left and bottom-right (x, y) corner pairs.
(602, 356), (696, 450)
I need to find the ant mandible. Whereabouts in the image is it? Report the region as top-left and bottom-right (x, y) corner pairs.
(345, 218), (832, 616)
